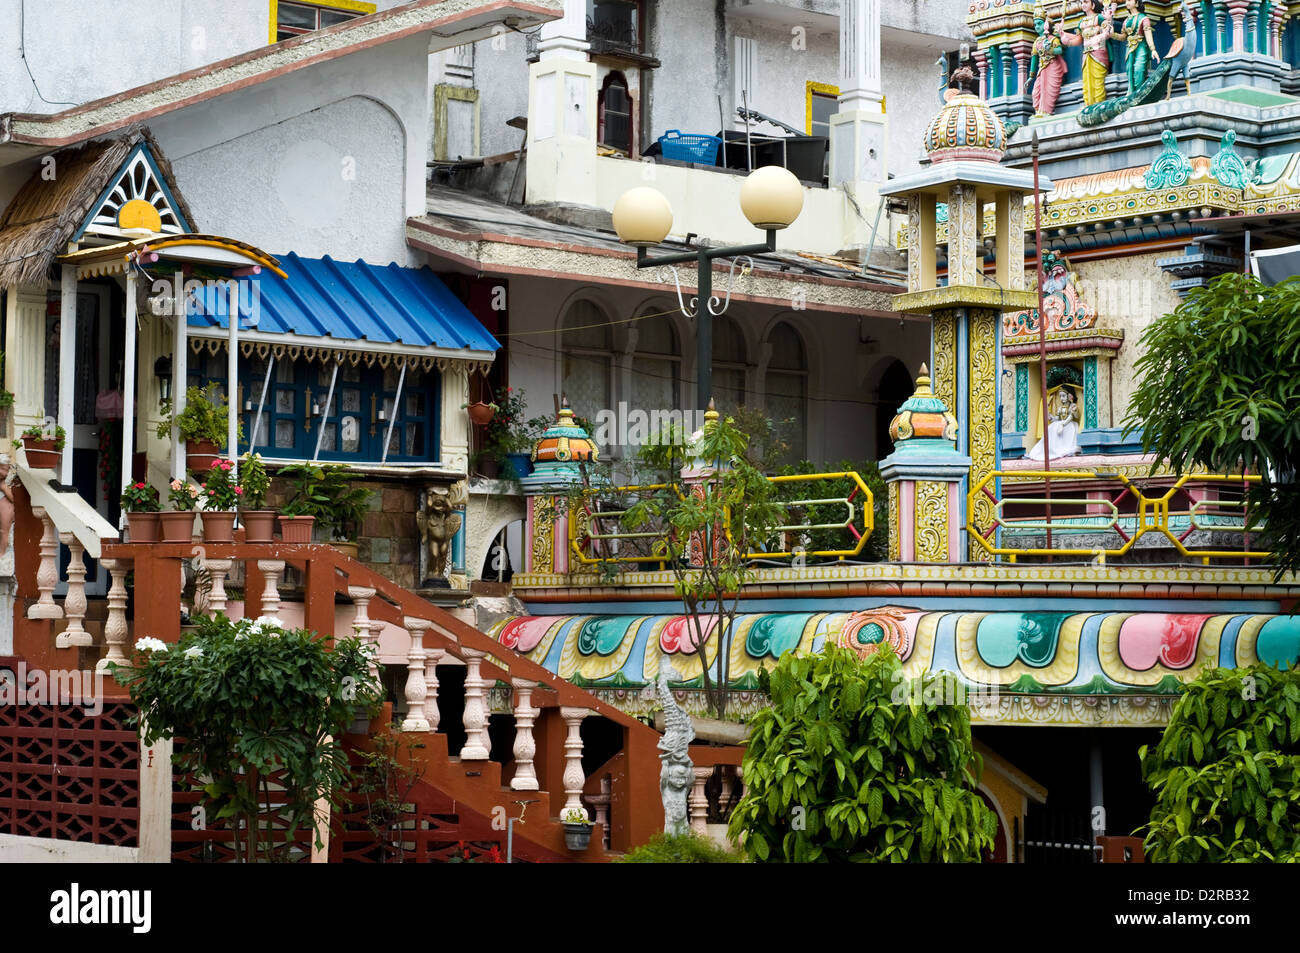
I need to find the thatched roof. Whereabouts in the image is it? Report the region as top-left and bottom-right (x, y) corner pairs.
(0, 130), (194, 289)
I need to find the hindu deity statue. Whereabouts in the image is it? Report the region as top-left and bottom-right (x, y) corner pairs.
(1028, 3), (1068, 117)
(1067, 0), (1116, 106)
(1025, 382), (1082, 461)
(1118, 0), (1160, 94)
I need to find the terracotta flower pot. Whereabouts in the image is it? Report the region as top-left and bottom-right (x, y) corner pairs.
(160, 511), (196, 543)
(241, 510), (277, 544)
(125, 512), (160, 543)
(279, 515), (315, 544)
(466, 401), (495, 426)
(186, 439), (222, 475)
(22, 437), (60, 470)
(201, 511), (237, 543)
(332, 540), (359, 560)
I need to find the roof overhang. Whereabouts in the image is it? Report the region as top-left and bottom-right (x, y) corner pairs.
(58, 234), (286, 279)
(0, 0), (562, 160)
(188, 327), (495, 369)
(880, 161), (1047, 199)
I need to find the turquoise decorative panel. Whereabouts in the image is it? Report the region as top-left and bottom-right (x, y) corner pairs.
(1015, 364), (1028, 432)
(1084, 357), (1098, 429)
(976, 612), (1066, 668)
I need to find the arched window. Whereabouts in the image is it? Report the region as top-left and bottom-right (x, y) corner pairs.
(875, 360), (914, 460)
(630, 312), (679, 413)
(598, 72), (633, 155)
(710, 314), (747, 414)
(561, 300), (614, 418)
(765, 322), (807, 462)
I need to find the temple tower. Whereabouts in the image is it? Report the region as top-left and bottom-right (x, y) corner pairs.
(879, 70), (1049, 560)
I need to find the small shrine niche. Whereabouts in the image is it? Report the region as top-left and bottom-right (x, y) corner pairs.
(1000, 251), (1123, 458)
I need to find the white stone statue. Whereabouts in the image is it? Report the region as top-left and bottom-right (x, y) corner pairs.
(656, 662), (695, 836)
(1026, 386), (1082, 461)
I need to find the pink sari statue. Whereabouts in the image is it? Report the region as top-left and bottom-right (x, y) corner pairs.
(1031, 18), (1068, 116)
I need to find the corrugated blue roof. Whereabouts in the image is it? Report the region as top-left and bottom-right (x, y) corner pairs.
(186, 253), (500, 353)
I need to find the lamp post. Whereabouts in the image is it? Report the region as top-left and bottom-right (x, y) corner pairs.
(611, 166), (804, 411)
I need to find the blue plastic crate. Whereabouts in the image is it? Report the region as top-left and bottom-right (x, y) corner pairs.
(658, 129), (722, 165)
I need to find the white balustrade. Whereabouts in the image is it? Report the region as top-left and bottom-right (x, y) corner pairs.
(28, 507), (63, 620)
(423, 647), (444, 731)
(459, 646), (490, 760)
(509, 678), (540, 791)
(347, 586), (379, 680)
(689, 766), (712, 834)
(256, 559), (284, 622)
(56, 532), (90, 648)
(204, 558), (233, 615)
(401, 617), (430, 732)
(559, 706), (590, 820)
(98, 559), (129, 673)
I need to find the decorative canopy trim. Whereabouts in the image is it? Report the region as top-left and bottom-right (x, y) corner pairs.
(187, 336), (492, 375)
(75, 140), (191, 241)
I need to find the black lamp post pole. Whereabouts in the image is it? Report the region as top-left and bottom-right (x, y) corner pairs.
(636, 230), (777, 411)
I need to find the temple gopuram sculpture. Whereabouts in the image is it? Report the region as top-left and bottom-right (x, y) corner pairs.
(1072, 0), (1115, 107)
(1165, 0), (1199, 100)
(1028, 4), (1067, 117)
(656, 664), (695, 836)
(1118, 0), (1160, 95)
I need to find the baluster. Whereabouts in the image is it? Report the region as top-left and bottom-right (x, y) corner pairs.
(510, 678), (540, 791)
(347, 586), (378, 680)
(460, 646), (490, 760)
(97, 559), (129, 673)
(204, 558), (233, 615)
(735, 764), (745, 801)
(559, 706), (590, 820)
(256, 559), (284, 622)
(423, 647), (444, 731)
(57, 532), (90, 648)
(586, 775), (612, 850)
(367, 619), (384, 684)
(28, 507), (63, 620)
(401, 617), (430, 732)
(688, 766), (711, 834)
(718, 766), (735, 817)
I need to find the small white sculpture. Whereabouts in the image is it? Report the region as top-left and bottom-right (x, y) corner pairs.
(1025, 386), (1081, 461)
(656, 661), (695, 836)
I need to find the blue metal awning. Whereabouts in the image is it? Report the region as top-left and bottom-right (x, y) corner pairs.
(185, 252), (499, 355)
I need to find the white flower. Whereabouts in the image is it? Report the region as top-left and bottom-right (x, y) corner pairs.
(234, 633), (248, 641)
(135, 637), (168, 653)
(184, 646), (203, 659)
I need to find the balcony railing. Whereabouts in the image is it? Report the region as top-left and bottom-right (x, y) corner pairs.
(968, 470), (1268, 564)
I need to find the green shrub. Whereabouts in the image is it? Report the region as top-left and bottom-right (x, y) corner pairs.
(1139, 663), (1300, 862)
(619, 832), (742, 863)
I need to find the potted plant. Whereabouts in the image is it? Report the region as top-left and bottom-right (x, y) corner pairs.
(199, 458), (241, 542)
(280, 463), (371, 555)
(481, 386), (535, 480)
(465, 399), (496, 427)
(156, 384), (238, 474)
(19, 423), (66, 470)
(238, 452), (274, 543)
(162, 478), (201, 542)
(120, 482), (161, 542)
(561, 807), (593, 851)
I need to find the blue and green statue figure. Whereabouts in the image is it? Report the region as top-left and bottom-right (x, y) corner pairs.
(1118, 0), (1160, 93)
(519, 398), (602, 575)
(879, 364), (971, 563)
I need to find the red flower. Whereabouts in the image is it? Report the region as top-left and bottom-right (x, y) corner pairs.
(134, 482), (145, 489)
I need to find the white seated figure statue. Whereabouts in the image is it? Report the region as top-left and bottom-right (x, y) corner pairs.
(1025, 385), (1082, 461)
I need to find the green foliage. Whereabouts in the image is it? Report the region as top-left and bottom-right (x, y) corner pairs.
(21, 422), (66, 451)
(201, 458), (241, 510)
(480, 385), (537, 466)
(1123, 273), (1300, 577)
(156, 383), (238, 446)
(120, 481), (161, 513)
(774, 459), (889, 563)
(167, 477), (201, 511)
(728, 644), (997, 862)
(1138, 663), (1300, 862)
(352, 728), (426, 863)
(111, 615), (381, 862)
(619, 832), (743, 863)
(239, 452), (271, 509)
(279, 463), (371, 539)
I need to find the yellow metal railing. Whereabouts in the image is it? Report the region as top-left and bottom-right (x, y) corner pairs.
(967, 470), (1268, 563)
(569, 471), (874, 567)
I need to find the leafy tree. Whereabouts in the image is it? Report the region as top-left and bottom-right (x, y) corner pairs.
(1123, 273), (1300, 577)
(728, 643), (997, 862)
(1138, 663), (1300, 862)
(621, 411), (785, 719)
(113, 615), (381, 862)
(774, 458), (889, 563)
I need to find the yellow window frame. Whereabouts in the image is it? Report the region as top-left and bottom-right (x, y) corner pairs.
(269, 0), (376, 44)
(805, 81), (838, 135)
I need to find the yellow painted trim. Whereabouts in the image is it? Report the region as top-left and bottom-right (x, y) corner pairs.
(143, 237), (289, 279)
(805, 81), (838, 135)
(269, 0), (377, 44)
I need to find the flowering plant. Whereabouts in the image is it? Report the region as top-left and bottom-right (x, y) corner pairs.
(239, 452), (270, 509)
(480, 386), (536, 469)
(120, 481), (161, 513)
(168, 478), (201, 511)
(203, 458), (242, 510)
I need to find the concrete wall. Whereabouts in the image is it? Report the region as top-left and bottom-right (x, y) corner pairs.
(0, 832), (139, 862)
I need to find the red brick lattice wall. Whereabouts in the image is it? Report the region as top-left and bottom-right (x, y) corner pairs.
(0, 701), (140, 847)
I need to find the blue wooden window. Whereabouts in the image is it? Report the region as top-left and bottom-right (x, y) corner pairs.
(187, 352), (440, 463)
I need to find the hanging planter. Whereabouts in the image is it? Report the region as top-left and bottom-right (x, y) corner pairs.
(20, 425), (65, 470)
(466, 401), (496, 426)
(186, 439), (222, 475)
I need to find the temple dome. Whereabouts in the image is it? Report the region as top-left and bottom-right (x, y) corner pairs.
(923, 70), (1006, 163)
(531, 399), (599, 466)
(888, 364), (959, 449)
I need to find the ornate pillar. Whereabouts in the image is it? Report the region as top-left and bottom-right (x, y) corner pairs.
(401, 616), (430, 732)
(1228, 0), (1249, 51)
(423, 647), (444, 731)
(559, 706), (590, 820)
(439, 363), (471, 474)
(204, 558), (232, 615)
(459, 646), (490, 759)
(947, 184), (981, 287)
(28, 508), (62, 620)
(510, 678), (540, 791)
(688, 766), (712, 834)
(999, 44), (1013, 98)
(1011, 41), (1032, 94)
(56, 533), (89, 648)
(973, 49), (990, 99)
(348, 586), (380, 681)
(98, 559), (129, 673)
(257, 559), (284, 622)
